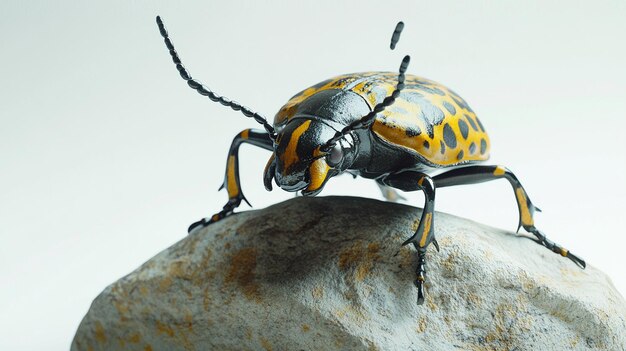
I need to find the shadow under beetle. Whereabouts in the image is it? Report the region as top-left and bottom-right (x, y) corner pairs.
(156, 16), (585, 305)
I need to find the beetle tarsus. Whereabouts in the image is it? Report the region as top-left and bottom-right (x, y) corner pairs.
(528, 228), (586, 269)
(188, 201), (239, 234)
(414, 248), (427, 305)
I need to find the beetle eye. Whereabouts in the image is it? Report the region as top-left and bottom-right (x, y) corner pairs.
(327, 144), (343, 167)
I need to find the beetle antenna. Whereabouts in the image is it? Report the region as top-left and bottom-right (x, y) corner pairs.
(390, 21), (404, 50)
(322, 55), (410, 151)
(156, 16), (276, 139)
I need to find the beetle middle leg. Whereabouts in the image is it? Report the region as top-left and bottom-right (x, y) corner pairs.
(377, 182), (407, 202)
(188, 129), (273, 233)
(432, 165), (585, 269)
(380, 170), (437, 305)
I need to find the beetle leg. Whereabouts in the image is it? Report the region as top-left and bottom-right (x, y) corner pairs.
(432, 165), (586, 269)
(188, 129), (274, 233)
(381, 171), (436, 305)
(376, 182), (407, 202)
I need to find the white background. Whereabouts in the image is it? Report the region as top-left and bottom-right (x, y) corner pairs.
(1, 1), (625, 350)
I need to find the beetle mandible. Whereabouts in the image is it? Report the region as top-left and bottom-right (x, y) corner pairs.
(155, 16), (585, 304)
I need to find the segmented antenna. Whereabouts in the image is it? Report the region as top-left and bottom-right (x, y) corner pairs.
(322, 55), (411, 151)
(155, 16), (276, 139)
(390, 21), (404, 50)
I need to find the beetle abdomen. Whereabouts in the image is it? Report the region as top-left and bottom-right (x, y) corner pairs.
(275, 72), (490, 167)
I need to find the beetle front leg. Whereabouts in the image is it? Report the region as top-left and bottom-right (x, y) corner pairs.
(188, 129), (273, 233)
(432, 165), (585, 269)
(381, 171), (436, 305)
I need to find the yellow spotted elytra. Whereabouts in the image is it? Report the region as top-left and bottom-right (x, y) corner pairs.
(156, 16), (585, 305)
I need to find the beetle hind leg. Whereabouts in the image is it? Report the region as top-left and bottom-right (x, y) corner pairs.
(188, 129), (273, 233)
(432, 165), (586, 269)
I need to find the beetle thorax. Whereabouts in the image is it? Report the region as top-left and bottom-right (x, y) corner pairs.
(270, 118), (356, 196)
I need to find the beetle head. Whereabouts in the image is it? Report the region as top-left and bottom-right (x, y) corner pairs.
(265, 118), (357, 196)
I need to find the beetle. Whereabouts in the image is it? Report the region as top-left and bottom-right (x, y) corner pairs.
(155, 16), (585, 304)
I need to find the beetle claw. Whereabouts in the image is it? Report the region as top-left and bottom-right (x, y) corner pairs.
(242, 197), (252, 207)
(401, 236), (417, 247)
(432, 239), (440, 252)
(566, 251), (586, 269)
(188, 218), (208, 233)
(414, 278), (425, 305)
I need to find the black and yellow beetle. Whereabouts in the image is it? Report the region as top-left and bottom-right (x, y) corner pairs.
(156, 17), (585, 304)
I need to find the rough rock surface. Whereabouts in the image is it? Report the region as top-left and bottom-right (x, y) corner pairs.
(72, 196), (626, 351)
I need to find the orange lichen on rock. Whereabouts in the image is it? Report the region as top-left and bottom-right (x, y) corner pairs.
(416, 317), (427, 333)
(312, 285), (324, 299)
(113, 298), (130, 322)
(338, 241), (382, 282)
(155, 320), (175, 338)
(128, 333), (141, 343)
(94, 321), (107, 344)
(158, 277), (173, 292)
(260, 337), (273, 351)
(184, 313), (193, 331)
(225, 247), (261, 301)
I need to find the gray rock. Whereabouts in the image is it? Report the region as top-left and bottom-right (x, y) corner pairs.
(72, 196), (626, 351)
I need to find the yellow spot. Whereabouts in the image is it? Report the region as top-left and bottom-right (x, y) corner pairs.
(419, 213), (433, 247)
(144, 345), (153, 351)
(240, 129), (250, 139)
(493, 165), (506, 176)
(281, 120), (311, 172)
(211, 214), (219, 222)
(226, 155), (239, 198)
(305, 158), (330, 192)
(560, 248), (568, 257)
(417, 176), (425, 186)
(301, 324), (310, 332)
(312, 146), (325, 158)
(515, 187), (534, 227)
